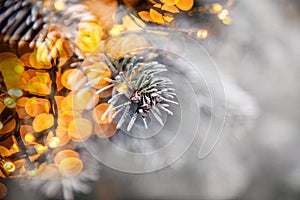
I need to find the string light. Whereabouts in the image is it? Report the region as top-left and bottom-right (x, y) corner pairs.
(3, 161), (16, 173)
(3, 97), (16, 108)
(197, 29), (208, 39)
(218, 9), (229, 20)
(210, 3), (223, 14)
(48, 137), (60, 148)
(35, 144), (47, 154)
(24, 133), (36, 143)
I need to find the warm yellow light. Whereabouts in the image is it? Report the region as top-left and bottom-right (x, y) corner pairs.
(12, 143), (19, 151)
(14, 64), (24, 74)
(197, 29), (208, 39)
(0, 122), (3, 130)
(49, 137), (60, 148)
(35, 144), (47, 154)
(110, 25), (124, 37)
(211, 3), (222, 13)
(54, 1), (65, 11)
(223, 16), (232, 25)
(218, 9), (229, 20)
(25, 133), (36, 143)
(3, 161), (15, 173)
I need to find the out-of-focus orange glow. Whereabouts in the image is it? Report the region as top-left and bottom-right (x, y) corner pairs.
(163, 15), (174, 23)
(32, 113), (54, 132)
(161, 4), (179, 13)
(61, 69), (86, 91)
(35, 144), (47, 154)
(24, 133), (36, 143)
(0, 146), (11, 157)
(76, 20), (103, 54)
(82, 61), (111, 89)
(150, 9), (164, 24)
(0, 53), (24, 90)
(93, 103), (115, 124)
(67, 118), (93, 141)
(0, 119), (16, 135)
(58, 157), (83, 177)
(105, 34), (149, 59)
(153, 3), (162, 9)
(54, 126), (70, 147)
(71, 88), (99, 111)
(20, 70), (52, 96)
(20, 125), (35, 145)
(138, 11), (151, 22)
(54, 150), (80, 165)
(161, 0), (176, 5)
(175, 0), (194, 11)
(25, 97), (50, 117)
(94, 120), (117, 138)
(48, 137), (60, 148)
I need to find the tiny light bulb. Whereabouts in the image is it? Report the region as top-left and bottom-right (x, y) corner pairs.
(197, 29), (208, 39)
(49, 137), (60, 148)
(111, 25), (124, 37)
(3, 161), (15, 173)
(25, 134), (36, 143)
(8, 89), (23, 98)
(211, 3), (223, 14)
(54, 1), (65, 11)
(218, 9), (229, 20)
(35, 144), (47, 153)
(4, 97), (16, 108)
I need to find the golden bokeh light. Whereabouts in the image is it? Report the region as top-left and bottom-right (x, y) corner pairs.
(32, 113), (54, 133)
(110, 25), (125, 37)
(218, 9), (229, 20)
(54, 1), (65, 11)
(58, 157), (83, 177)
(3, 161), (15, 173)
(54, 150), (80, 165)
(67, 118), (93, 142)
(48, 137), (60, 148)
(197, 29), (208, 39)
(93, 103), (115, 125)
(210, 3), (223, 14)
(75, 20), (103, 54)
(175, 0), (194, 11)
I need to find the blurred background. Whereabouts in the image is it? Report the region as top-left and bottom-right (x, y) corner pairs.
(2, 0), (300, 199)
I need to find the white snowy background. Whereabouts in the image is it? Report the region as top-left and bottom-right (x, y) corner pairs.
(5, 0), (300, 199)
